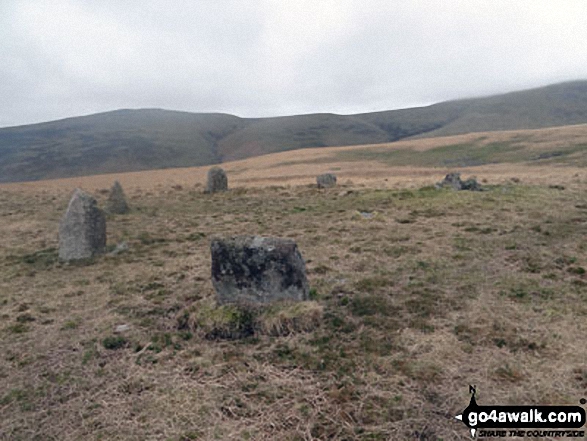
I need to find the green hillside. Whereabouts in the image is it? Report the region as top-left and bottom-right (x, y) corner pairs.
(217, 113), (390, 161)
(0, 110), (247, 182)
(1, 80), (587, 182)
(411, 80), (587, 137)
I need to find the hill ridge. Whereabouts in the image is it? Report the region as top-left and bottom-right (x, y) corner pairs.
(1, 80), (587, 183)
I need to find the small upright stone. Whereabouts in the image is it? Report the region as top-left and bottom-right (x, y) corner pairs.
(206, 167), (228, 193)
(211, 236), (309, 305)
(105, 181), (129, 214)
(317, 173), (337, 189)
(59, 189), (106, 261)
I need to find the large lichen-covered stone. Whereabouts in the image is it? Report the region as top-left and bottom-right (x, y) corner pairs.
(211, 236), (309, 305)
(105, 181), (129, 214)
(59, 189), (106, 261)
(205, 167), (228, 193)
(317, 173), (337, 189)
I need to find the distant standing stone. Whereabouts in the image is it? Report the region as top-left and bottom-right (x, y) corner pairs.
(211, 236), (309, 305)
(59, 189), (106, 261)
(317, 173), (337, 189)
(105, 181), (129, 214)
(206, 167), (228, 193)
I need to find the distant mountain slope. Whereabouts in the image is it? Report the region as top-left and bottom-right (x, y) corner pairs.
(410, 80), (587, 138)
(217, 113), (390, 161)
(0, 110), (248, 182)
(1, 80), (587, 183)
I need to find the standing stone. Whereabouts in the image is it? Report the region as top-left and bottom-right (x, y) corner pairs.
(206, 167), (228, 193)
(211, 236), (309, 305)
(317, 173), (337, 189)
(105, 181), (129, 214)
(59, 189), (106, 261)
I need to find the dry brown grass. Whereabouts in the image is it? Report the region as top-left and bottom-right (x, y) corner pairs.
(1, 134), (587, 440)
(2, 123), (586, 195)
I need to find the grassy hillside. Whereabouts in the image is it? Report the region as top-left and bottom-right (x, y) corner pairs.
(217, 113), (390, 161)
(0, 110), (247, 182)
(2, 80), (587, 183)
(1, 174), (586, 439)
(325, 133), (587, 168)
(413, 80), (587, 138)
(2, 123), (587, 195)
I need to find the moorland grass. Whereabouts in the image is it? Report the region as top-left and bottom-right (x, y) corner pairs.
(0, 180), (586, 440)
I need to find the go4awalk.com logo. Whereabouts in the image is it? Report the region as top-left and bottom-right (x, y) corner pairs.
(455, 386), (586, 438)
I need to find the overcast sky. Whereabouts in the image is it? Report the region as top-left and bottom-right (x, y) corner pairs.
(1, 0), (587, 128)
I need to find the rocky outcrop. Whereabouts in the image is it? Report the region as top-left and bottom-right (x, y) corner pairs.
(206, 167), (228, 193)
(436, 172), (482, 191)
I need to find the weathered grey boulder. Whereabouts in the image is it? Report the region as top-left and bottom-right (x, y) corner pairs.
(317, 173), (337, 189)
(206, 167), (228, 193)
(105, 181), (129, 214)
(59, 189), (106, 261)
(435, 172), (482, 191)
(211, 236), (309, 305)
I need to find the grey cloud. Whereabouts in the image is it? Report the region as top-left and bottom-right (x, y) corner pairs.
(1, 0), (587, 127)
